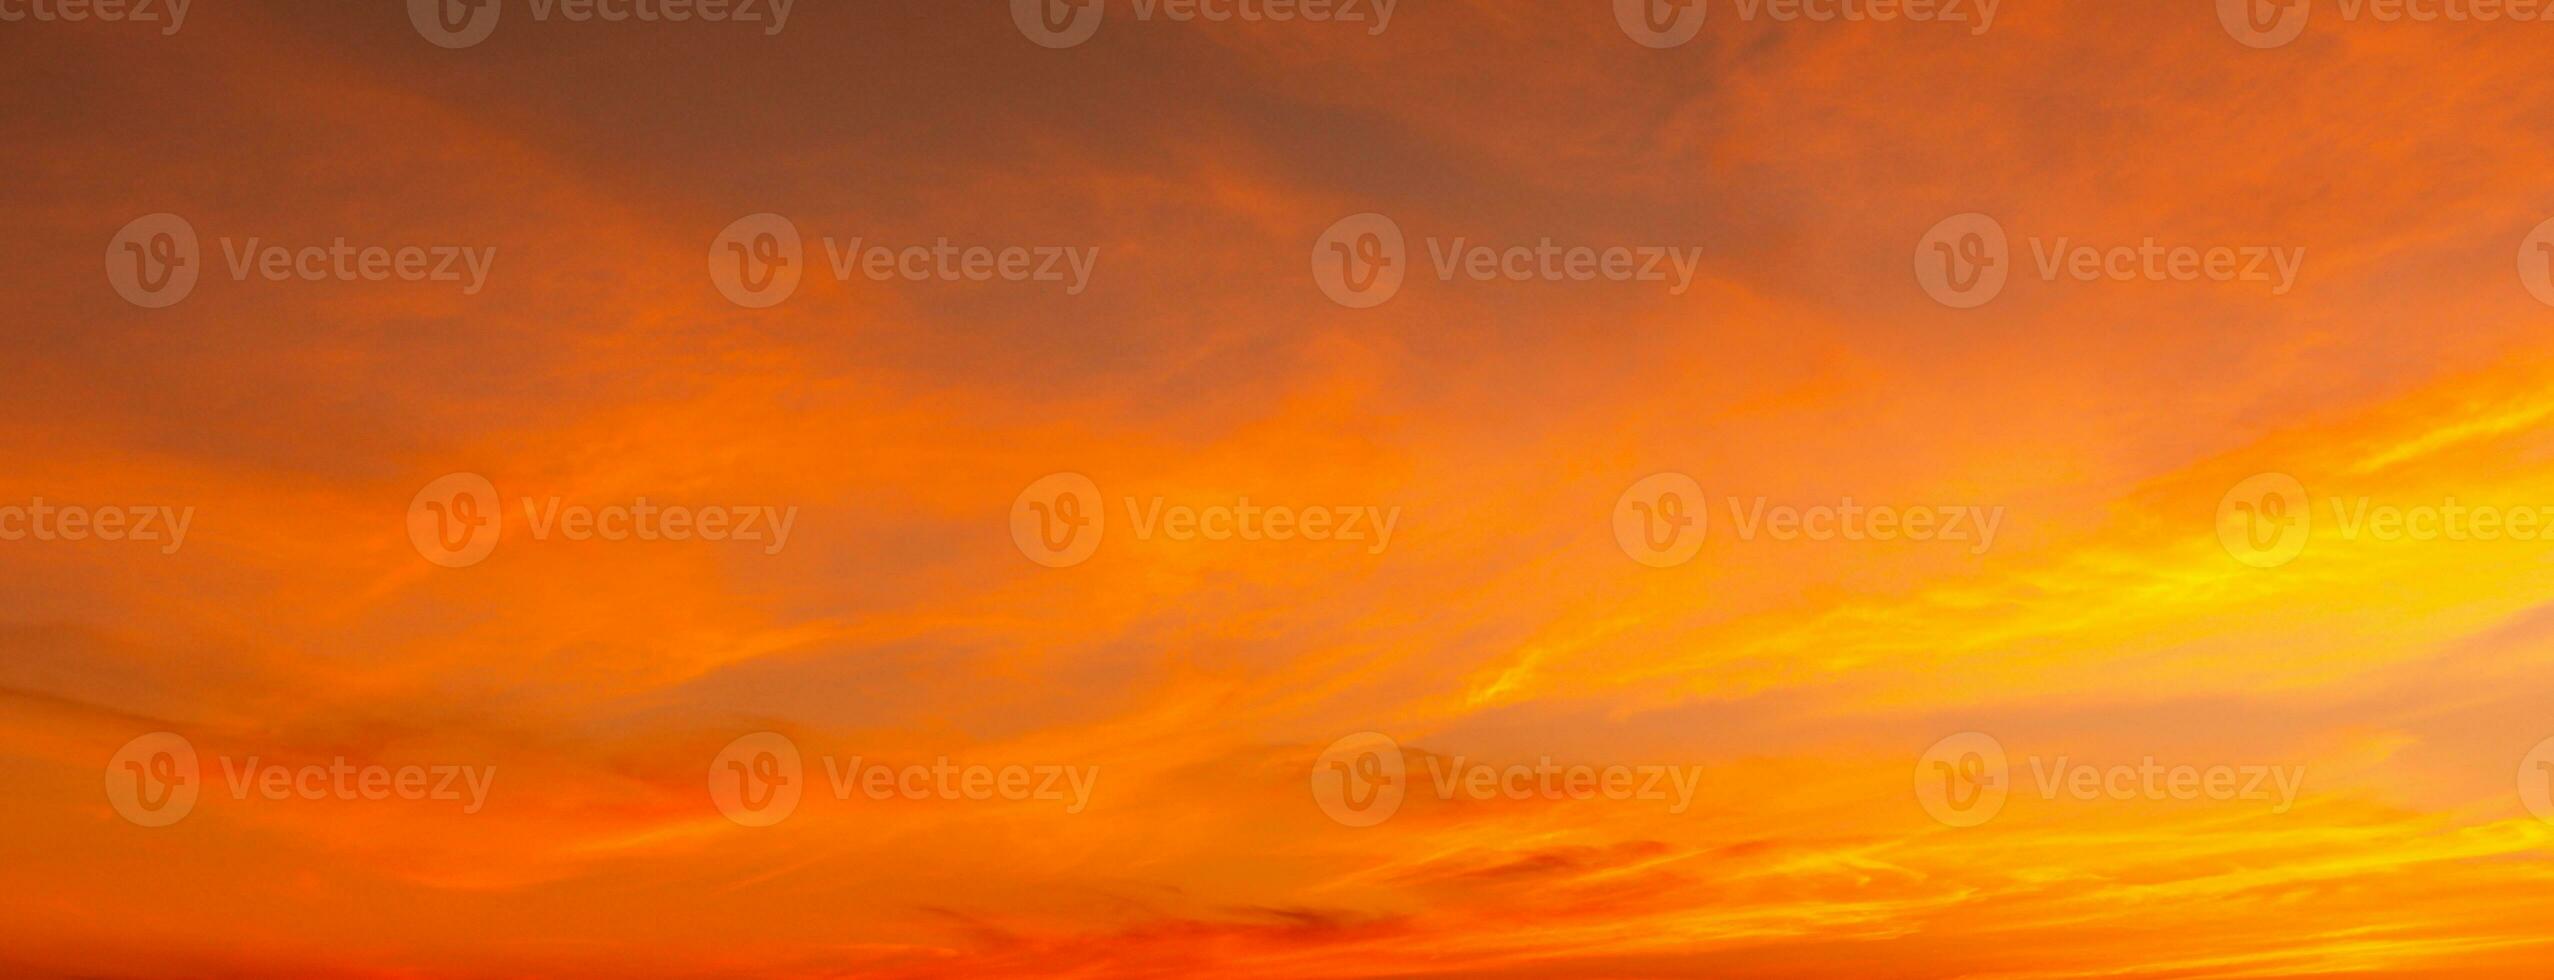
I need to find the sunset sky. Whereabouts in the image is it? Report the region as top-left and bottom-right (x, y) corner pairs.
(8, 1), (2554, 976)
